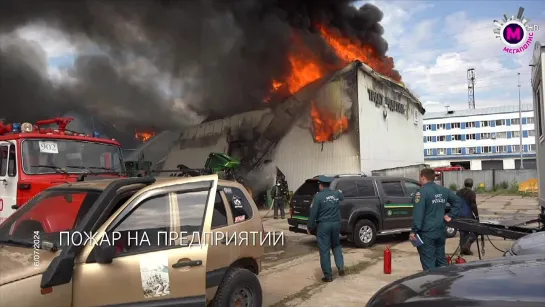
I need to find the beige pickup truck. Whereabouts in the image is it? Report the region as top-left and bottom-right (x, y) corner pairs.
(0, 174), (264, 306)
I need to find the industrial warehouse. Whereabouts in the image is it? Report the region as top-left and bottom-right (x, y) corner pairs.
(158, 60), (425, 191)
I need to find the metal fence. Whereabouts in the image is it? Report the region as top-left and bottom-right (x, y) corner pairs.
(441, 169), (538, 190)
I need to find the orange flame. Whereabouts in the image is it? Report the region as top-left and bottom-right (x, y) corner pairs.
(311, 101), (349, 142)
(318, 25), (401, 83)
(135, 131), (155, 142)
(266, 25), (401, 142)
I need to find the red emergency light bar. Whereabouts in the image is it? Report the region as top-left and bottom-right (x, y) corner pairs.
(0, 117), (75, 136)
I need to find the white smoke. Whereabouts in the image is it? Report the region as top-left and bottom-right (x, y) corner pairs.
(245, 161), (277, 194)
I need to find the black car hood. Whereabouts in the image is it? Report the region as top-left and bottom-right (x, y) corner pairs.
(367, 254), (545, 307)
(511, 232), (545, 255)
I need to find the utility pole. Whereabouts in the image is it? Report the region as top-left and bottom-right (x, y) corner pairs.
(467, 68), (476, 109)
(518, 72), (524, 169)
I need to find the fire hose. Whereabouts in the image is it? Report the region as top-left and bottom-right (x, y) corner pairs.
(451, 232), (508, 262)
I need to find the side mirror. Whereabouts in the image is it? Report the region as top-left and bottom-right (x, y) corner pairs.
(11, 204), (19, 210)
(41, 254), (75, 288)
(93, 244), (116, 264)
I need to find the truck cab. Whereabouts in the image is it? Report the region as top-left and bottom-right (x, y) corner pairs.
(0, 118), (126, 224)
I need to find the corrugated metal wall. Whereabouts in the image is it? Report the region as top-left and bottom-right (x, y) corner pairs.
(124, 130), (182, 165)
(161, 110), (271, 172)
(274, 124), (360, 191)
(442, 169), (538, 189)
(273, 77), (360, 190)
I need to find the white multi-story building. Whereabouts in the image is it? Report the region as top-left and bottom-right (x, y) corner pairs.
(423, 104), (537, 170)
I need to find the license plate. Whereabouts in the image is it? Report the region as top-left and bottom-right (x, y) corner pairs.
(298, 224), (307, 230)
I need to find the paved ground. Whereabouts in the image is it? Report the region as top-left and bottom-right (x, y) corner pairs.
(257, 194), (540, 306)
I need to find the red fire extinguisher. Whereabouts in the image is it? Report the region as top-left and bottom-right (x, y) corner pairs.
(455, 256), (467, 264)
(384, 245), (392, 274)
(446, 255), (452, 264)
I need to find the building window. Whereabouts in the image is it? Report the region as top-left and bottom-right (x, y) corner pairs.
(466, 121), (476, 128)
(424, 124), (431, 131)
(511, 118), (520, 125)
(481, 133), (491, 139)
(451, 122), (461, 129)
(536, 86), (543, 138)
(529, 130), (536, 137)
(496, 132), (507, 138)
(512, 145), (521, 152)
(482, 146), (493, 153)
(452, 134), (462, 141)
(425, 149), (433, 155)
(512, 131), (521, 138)
(437, 148), (446, 155)
(424, 136), (433, 142)
(498, 145), (509, 153)
(526, 117), (534, 124)
(495, 119), (506, 126)
(466, 134), (476, 140)
(437, 123), (446, 130)
(437, 135), (446, 142)
(452, 148), (462, 154)
(529, 144), (536, 151)
(468, 147), (478, 154)
(481, 121), (490, 127)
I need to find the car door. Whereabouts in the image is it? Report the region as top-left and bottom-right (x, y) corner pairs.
(379, 179), (413, 230)
(0, 141), (18, 224)
(401, 180), (420, 227)
(334, 179), (359, 222)
(72, 176), (218, 306)
(205, 188), (238, 300)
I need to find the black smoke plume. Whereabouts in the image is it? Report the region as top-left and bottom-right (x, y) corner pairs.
(0, 0), (394, 143)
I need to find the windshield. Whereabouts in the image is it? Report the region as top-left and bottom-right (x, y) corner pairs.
(0, 189), (101, 248)
(22, 139), (124, 174)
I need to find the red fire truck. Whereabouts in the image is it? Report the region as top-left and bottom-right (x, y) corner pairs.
(0, 117), (125, 224)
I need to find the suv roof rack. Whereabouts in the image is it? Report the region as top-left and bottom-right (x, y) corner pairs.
(334, 174), (367, 178)
(150, 168), (213, 177)
(313, 173), (368, 178)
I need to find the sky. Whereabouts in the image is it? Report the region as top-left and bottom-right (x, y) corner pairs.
(356, 0), (545, 112)
(12, 0), (545, 113)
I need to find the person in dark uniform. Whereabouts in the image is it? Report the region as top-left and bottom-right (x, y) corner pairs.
(456, 178), (479, 255)
(271, 180), (286, 219)
(307, 175), (345, 282)
(410, 168), (462, 271)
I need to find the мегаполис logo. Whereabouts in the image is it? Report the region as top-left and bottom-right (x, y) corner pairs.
(493, 6), (539, 54)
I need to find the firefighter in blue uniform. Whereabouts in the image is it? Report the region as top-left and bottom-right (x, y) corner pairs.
(307, 175), (345, 282)
(410, 168), (462, 271)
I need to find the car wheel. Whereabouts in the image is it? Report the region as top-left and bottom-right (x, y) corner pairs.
(446, 226), (457, 238)
(353, 219), (377, 248)
(210, 268), (262, 307)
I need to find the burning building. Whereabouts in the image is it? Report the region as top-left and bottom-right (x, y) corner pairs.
(160, 60), (425, 191)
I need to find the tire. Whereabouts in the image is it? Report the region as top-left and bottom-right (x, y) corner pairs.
(209, 268), (262, 307)
(446, 226), (457, 238)
(352, 219), (377, 248)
